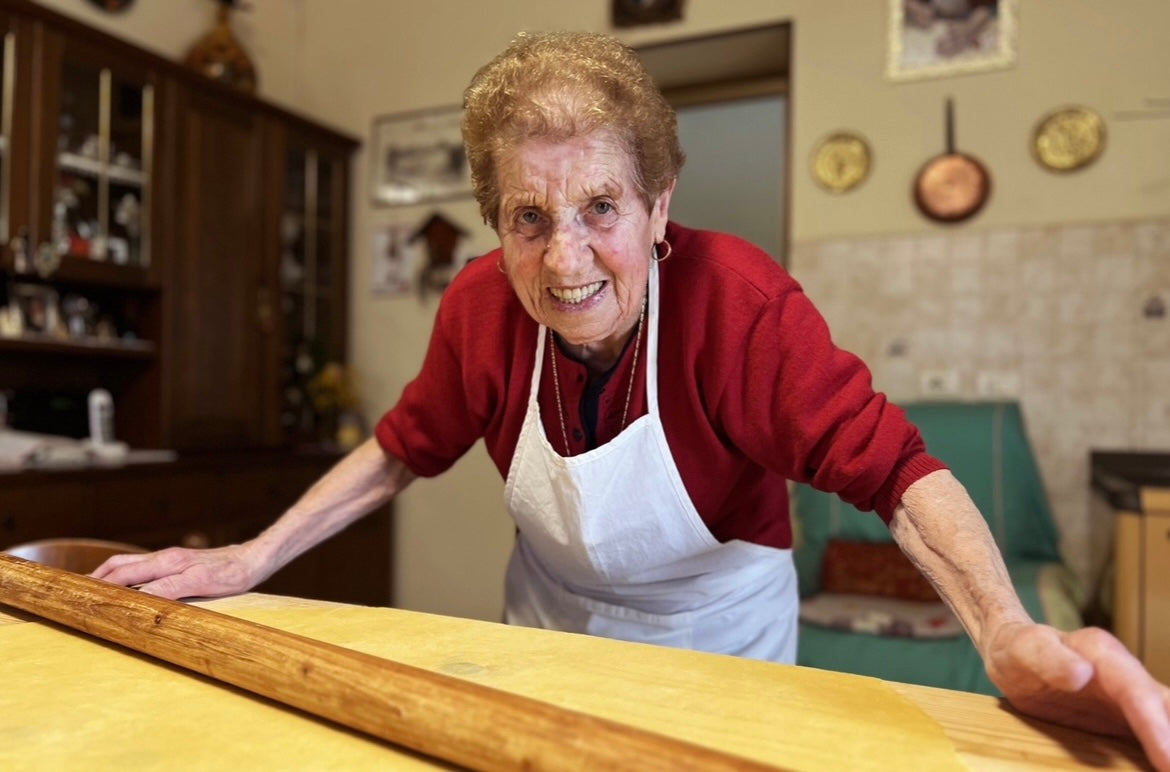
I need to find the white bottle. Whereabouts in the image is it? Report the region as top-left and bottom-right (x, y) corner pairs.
(88, 388), (115, 445)
(86, 388), (128, 464)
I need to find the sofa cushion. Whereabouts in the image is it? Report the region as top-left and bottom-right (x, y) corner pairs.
(819, 539), (940, 602)
(793, 401), (1063, 598)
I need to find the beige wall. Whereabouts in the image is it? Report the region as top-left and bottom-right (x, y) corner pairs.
(293, 0), (1170, 241)
(795, 216), (1170, 597)
(32, 0), (306, 106)
(35, 0), (1170, 620)
(311, 0), (1170, 620)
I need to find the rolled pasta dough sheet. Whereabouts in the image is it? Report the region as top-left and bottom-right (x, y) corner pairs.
(0, 598), (962, 770)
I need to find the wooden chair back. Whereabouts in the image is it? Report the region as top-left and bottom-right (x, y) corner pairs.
(2, 538), (147, 575)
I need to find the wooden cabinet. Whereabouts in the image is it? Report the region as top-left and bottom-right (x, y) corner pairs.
(1, 1), (358, 454)
(0, 3), (377, 606)
(0, 455), (393, 607)
(1114, 490), (1170, 683)
(1, 4), (164, 449)
(1092, 451), (1170, 683)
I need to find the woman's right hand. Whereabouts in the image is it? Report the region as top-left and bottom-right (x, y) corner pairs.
(90, 542), (268, 600)
(89, 441), (411, 601)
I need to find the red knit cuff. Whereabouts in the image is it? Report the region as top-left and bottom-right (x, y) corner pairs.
(874, 454), (949, 523)
(373, 417), (425, 476)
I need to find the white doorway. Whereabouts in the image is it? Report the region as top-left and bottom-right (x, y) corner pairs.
(672, 96), (786, 262)
(638, 24), (791, 264)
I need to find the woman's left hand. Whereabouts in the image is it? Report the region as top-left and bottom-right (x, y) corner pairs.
(986, 621), (1170, 771)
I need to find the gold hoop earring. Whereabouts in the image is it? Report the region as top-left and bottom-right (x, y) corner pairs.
(497, 258), (506, 274)
(652, 239), (672, 262)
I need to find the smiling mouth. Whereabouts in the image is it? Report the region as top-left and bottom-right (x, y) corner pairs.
(549, 281), (605, 305)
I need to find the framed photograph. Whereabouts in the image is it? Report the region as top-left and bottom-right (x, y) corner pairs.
(369, 105), (470, 206)
(612, 0), (684, 28)
(11, 284), (58, 336)
(886, 0), (1017, 82)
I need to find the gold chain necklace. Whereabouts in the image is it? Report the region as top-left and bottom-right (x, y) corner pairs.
(549, 297), (646, 456)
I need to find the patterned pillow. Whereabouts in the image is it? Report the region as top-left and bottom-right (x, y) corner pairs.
(819, 539), (940, 602)
(799, 593), (963, 639)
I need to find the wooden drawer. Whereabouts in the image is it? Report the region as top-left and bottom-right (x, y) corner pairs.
(0, 479), (89, 547)
(88, 471), (214, 536)
(223, 462), (324, 521)
(0, 452), (392, 606)
(244, 507), (394, 606)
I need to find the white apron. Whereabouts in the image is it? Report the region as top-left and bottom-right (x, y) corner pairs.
(503, 261), (798, 663)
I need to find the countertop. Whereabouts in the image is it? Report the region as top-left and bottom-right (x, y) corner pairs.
(1091, 451), (1170, 511)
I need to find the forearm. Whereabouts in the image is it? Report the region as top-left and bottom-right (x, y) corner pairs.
(889, 469), (1031, 651)
(248, 437), (416, 579)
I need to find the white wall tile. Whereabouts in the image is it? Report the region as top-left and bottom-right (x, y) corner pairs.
(790, 216), (1170, 594)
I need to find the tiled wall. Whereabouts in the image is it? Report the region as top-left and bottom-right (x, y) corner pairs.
(790, 216), (1170, 596)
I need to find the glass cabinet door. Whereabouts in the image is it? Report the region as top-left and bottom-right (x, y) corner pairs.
(54, 56), (152, 268)
(279, 144), (313, 442)
(279, 139), (350, 445)
(0, 16), (16, 246)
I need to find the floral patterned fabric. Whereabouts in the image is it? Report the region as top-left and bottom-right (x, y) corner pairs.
(799, 593), (963, 639)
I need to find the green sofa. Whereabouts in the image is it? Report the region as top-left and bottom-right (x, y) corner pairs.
(792, 401), (1084, 695)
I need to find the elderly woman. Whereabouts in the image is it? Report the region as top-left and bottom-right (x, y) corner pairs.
(96, 31), (1169, 767)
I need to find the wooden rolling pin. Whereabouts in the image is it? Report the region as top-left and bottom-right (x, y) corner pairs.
(0, 554), (778, 771)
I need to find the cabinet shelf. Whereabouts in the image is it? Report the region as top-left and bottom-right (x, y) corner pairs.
(0, 334), (156, 359)
(3, 1), (356, 455)
(8, 257), (158, 290)
(58, 151), (146, 186)
(0, 2), (372, 608)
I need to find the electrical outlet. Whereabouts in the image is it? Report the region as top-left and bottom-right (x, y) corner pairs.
(919, 368), (961, 396)
(975, 370), (1020, 397)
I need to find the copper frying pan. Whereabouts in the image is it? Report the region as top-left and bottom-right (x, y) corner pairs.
(913, 98), (991, 223)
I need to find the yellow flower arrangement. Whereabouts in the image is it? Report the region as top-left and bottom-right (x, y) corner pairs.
(307, 362), (364, 450)
(308, 361), (357, 414)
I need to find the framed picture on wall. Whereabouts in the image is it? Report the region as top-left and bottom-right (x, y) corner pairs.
(369, 105), (471, 206)
(886, 0), (1017, 82)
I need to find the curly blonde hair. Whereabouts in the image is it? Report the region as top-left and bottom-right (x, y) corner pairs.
(462, 31), (685, 228)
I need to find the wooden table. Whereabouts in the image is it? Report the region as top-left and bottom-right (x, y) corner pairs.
(0, 593), (1151, 770)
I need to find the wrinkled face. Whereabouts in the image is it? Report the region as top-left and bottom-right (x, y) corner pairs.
(495, 132), (672, 358)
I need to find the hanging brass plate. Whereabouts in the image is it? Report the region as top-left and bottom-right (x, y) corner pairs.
(1032, 106), (1106, 172)
(810, 132), (872, 193)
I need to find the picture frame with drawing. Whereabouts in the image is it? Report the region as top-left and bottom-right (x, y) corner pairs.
(369, 105), (471, 207)
(886, 0), (1017, 82)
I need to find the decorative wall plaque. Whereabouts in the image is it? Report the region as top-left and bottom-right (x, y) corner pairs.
(810, 132), (872, 193)
(1032, 106), (1106, 173)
